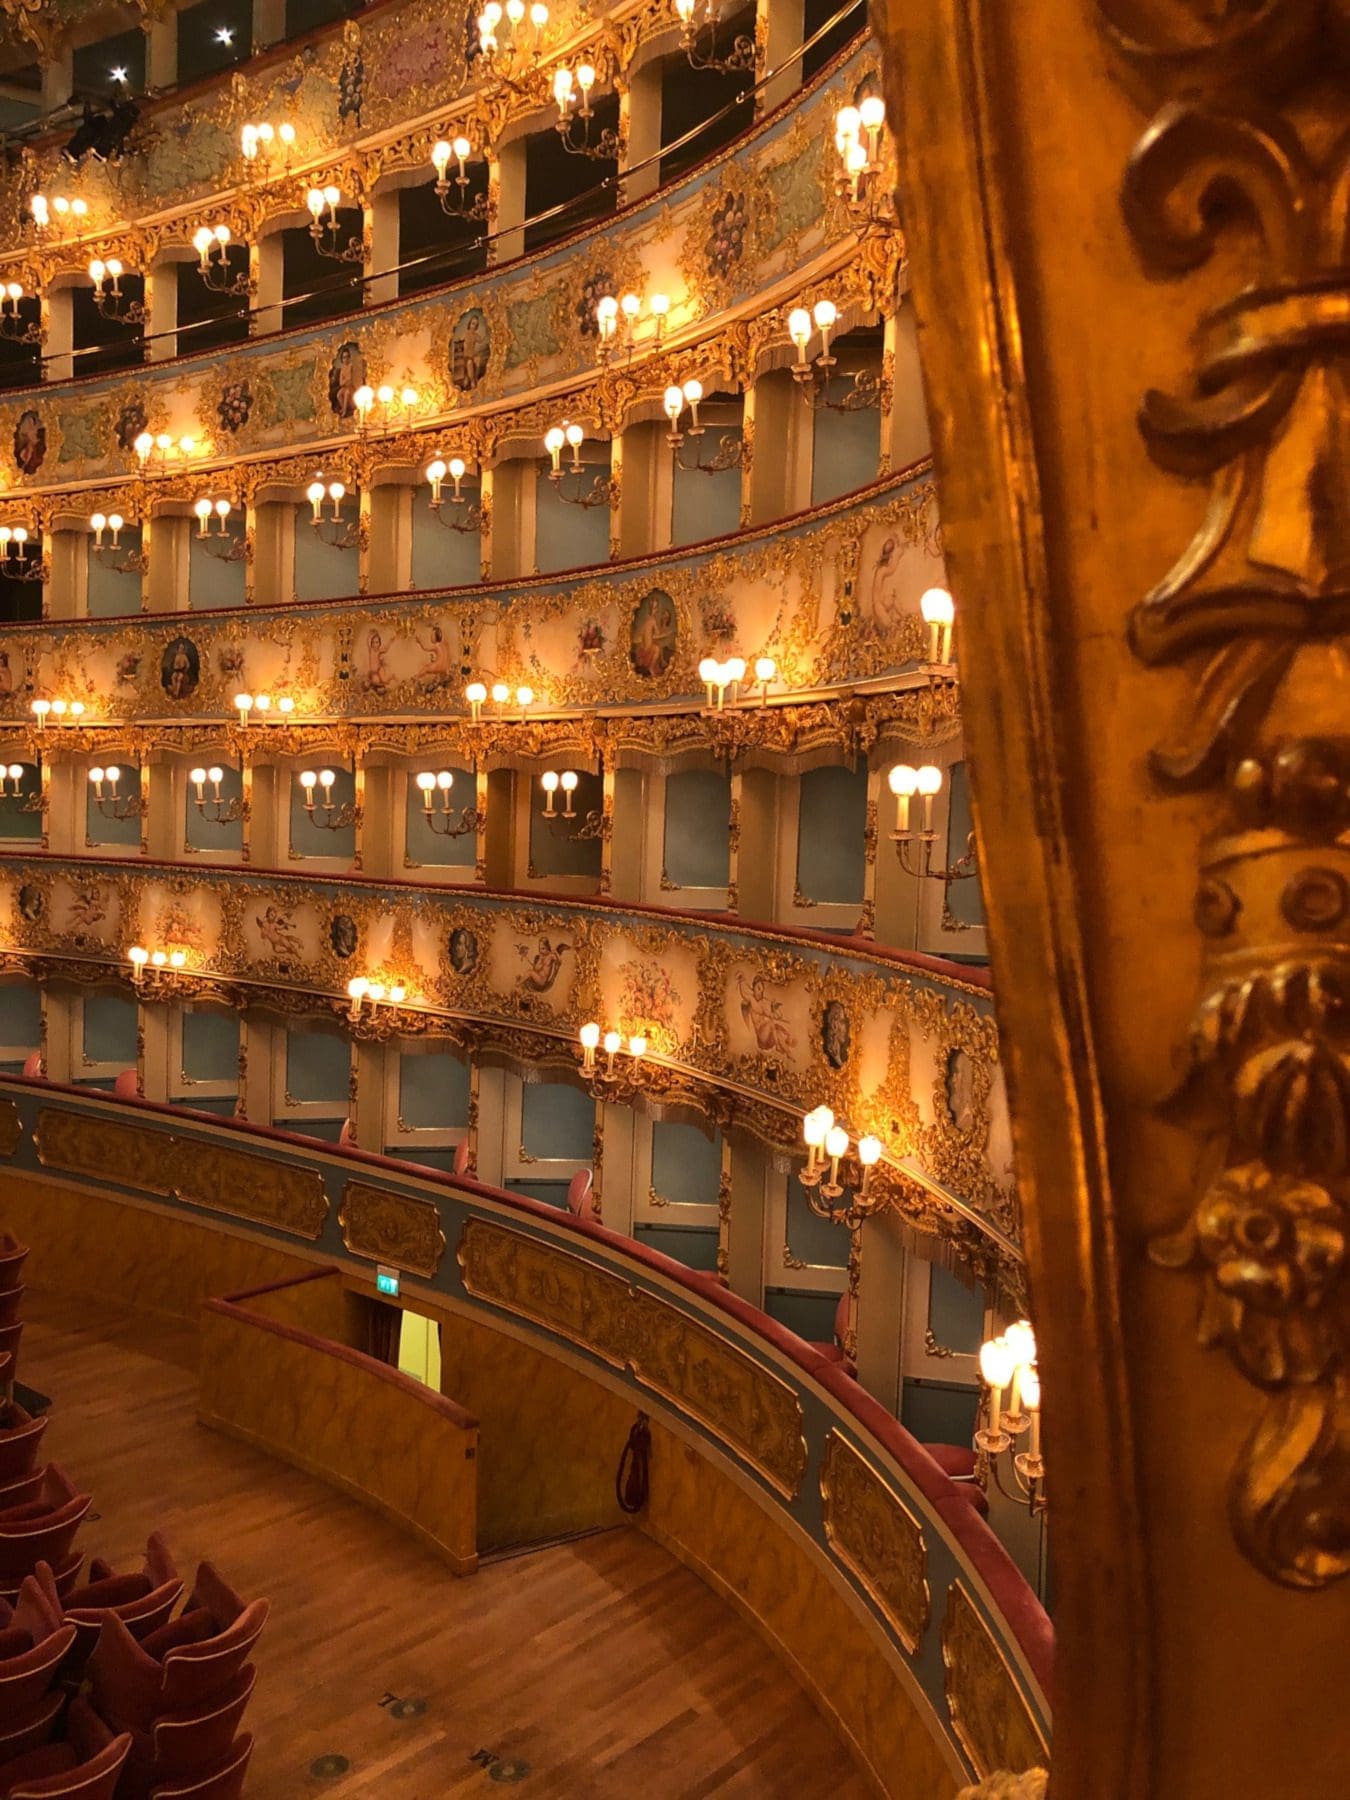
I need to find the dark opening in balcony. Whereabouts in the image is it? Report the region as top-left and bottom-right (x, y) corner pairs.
(397, 179), (490, 299)
(523, 98), (621, 255)
(281, 213), (365, 329)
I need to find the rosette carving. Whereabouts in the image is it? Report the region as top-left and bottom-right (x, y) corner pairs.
(1102, 5), (1350, 1586)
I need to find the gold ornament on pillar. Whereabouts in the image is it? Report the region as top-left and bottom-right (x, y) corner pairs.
(1099, 2), (1350, 1588)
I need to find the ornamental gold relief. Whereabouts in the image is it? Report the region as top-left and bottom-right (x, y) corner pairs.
(0, 40), (889, 508)
(820, 1429), (930, 1651)
(0, 1098), (22, 1158)
(340, 1180), (446, 1277)
(30, 1102), (327, 1238)
(1096, 2), (1350, 1591)
(0, 473), (938, 730)
(942, 1582), (1049, 1784)
(2, 857), (1015, 1268)
(458, 1216), (808, 1495)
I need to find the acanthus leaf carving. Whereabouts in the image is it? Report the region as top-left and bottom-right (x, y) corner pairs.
(1106, 3), (1350, 1588)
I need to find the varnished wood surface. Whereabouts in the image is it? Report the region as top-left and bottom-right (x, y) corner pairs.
(20, 1293), (870, 1799)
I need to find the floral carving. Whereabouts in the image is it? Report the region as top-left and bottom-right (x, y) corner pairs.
(1105, 1), (1350, 1588)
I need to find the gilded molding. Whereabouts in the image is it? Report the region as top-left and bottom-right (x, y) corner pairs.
(34, 1107), (175, 1195)
(942, 1582), (1049, 1784)
(31, 1105), (328, 1238)
(1102, 3), (1350, 1591)
(458, 1217), (808, 1495)
(339, 1179), (447, 1278)
(0, 1097), (22, 1157)
(956, 1775), (1048, 1800)
(820, 1429), (930, 1651)
(0, 42), (892, 504)
(0, 476), (939, 732)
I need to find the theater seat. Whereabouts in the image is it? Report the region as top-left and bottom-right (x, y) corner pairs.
(0, 1696), (130, 1800)
(452, 1138), (472, 1177)
(130, 1666), (254, 1791)
(0, 1248), (24, 1303)
(0, 1691), (63, 1766)
(63, 1537), (181, 1678)
(0, 1411), (46, 1491)
(565, 1169), (593, 1219)
(0, 1472), (91, 1586)
(148, 1735), (251, 1800)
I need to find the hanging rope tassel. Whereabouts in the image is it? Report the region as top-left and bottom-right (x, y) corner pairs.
(616, 1411), (651, 1514)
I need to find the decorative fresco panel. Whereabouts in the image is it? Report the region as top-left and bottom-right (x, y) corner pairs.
(0, 476), (936, 726)
(1, 860), (1013, 1256)
(0, 40), (883, 496)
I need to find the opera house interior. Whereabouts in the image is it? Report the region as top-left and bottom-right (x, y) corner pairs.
(0, 0), (1341, 1795)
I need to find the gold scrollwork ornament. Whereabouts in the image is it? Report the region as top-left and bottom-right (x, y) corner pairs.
(1103, 4), (1350, 1589)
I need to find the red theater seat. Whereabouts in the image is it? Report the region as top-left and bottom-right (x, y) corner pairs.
(148, 1735), (251, 1800)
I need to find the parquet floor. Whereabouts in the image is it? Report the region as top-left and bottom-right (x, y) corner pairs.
(20, 1293), (869, 1799)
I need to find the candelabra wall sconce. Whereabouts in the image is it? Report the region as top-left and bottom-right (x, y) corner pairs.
(0, 526), (47, 582)
(352, 382), (420, 436)
(241, 121), (295, 169)
(306, 187), (364, 263)
(788, 301), (884, 411)
(463, 681), (534, 724)
(193, 498), (249, 563)
(834, 97), (889, 224)
(0, 284), (42, 344)
(539, 769), (603, 839)
(188, 764), (247, 827)
(127, 943), (195, 996)
(346, 975), (407, 1019)
(192, 226), (252, 295)
(800, 1104), (884, 1228)
(425, 458), (484, 533)
(298, 766), (361, 830)
(88, 259), (147, 325)
(578, 1021), (650, 1100)
(697, 655), (747, 710)
(672, 0), (757, 75)
(553, 65), (620, 160)
(234, 692), (295, 726)
(477, 1), (550, 91)
(920, 586), (956, 665)
(88, 764), (146, 821)
(542, 425), (619, 509)
(0, 763), (42, 813)
(977, 1321), (1045, 1516)
(132, 431), (198, 474)
(30, 699), (86, 730)
(30, 194), (89, 234)
(430, 138), (488, 220)
(305, 479), (359, 550)
(664, 382), (745, 473)
(595, 291), (670, 363)
(88, 512), (147, 576)
(415, 770), (484, 838)
(888, 763), (978, 884)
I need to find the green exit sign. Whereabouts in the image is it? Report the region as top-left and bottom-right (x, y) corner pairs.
(376, 1266), (400, 1297)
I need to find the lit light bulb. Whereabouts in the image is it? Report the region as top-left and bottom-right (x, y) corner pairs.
(579, 1022), (600, 1050)
(980, 1336), (1016, 1391)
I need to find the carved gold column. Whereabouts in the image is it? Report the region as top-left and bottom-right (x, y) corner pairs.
(873, 2), (1350, 1796)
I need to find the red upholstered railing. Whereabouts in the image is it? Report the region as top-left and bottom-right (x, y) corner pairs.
(0, 1075), (1048, 1702)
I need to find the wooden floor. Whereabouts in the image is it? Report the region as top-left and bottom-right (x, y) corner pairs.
(19, 1293), (870, 1799)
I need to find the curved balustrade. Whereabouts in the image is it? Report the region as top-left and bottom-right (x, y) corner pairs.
(0, 470), (940, 722)
(0, 1073), (1050, 1790)
(0, 37), (888, 501)
(0, 854), (1012, 1271)
(0, 0), (754, 241)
